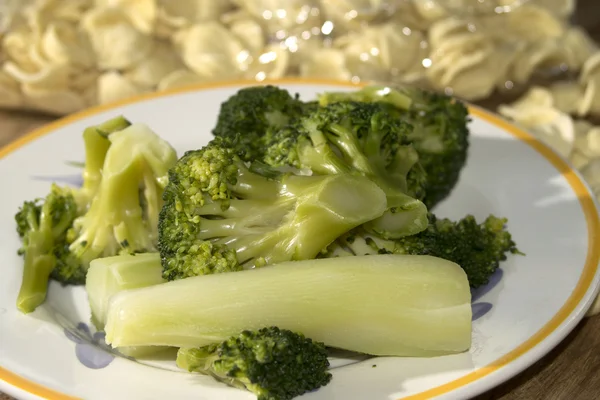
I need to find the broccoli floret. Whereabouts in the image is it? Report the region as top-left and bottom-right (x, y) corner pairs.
(15, 184), (78, 313)
(212, 86), (307, 162)
(14, 119), (177, 313)
(68, 123), (178, 266)
(157, 140), (388, 280)
(328, 214), (520, 288)
(176, 327), (332, 400)
(318, 85), (470, 209)
(262, 101), (428, 239)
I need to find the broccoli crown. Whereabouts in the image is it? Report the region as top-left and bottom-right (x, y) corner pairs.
(318, 85), (470, 209)
(404, 90), (470, 209)
(15, 184), (80, 313)
(176, 327), (332, 400)
(263, 101), (429, 239)
(330, 214), (520, 288)
(158, 140), (388, 280)
(393, 215), (519, 287)
(212, 86), (306, 162)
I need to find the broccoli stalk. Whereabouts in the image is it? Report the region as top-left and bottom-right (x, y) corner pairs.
(104, 255), (472, 356)
(69, 123), (178, 266)
(15, 184), (78, 313)
(78, 116), (132, 209)
(158, 142), (388, 280)
(318, 85), (470, 209)
(326, 214), (521, 288)
(263, 101), (428, 239)
(85, 253), (170, 358)
(177, 327), (332, 400)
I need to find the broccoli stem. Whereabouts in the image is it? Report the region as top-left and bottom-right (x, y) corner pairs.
(81, 116), (131, 204)
(223, 174), (387, 267)
(16, 231), (56, 313)
(104, 254), (472, 356)
(86, 253), (170, 358)
(318, 85), (413, 110)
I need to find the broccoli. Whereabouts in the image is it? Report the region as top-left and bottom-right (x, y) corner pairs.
(14, 118), (178, 313)
(104, 254), (472, 355)
(325, 214), (520, 288)
(78, 116), (132, 208)
(15, 184), (78, 313)
(318, 85), (470, 209)
(157, 140), (388, 280)
(212, 86), (307, 162)
(262, 101), (429, 239)
(68, 122), (178, 266)
(177, 327), (332, 400)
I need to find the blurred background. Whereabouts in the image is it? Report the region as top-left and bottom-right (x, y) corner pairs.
(1, 0), (600, 399)
(1, 0), (600, 193)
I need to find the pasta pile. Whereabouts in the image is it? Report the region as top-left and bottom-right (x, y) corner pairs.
(0, 0), (593, 115)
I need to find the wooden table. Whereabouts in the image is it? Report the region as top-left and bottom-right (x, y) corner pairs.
(2, 2), (600, 397)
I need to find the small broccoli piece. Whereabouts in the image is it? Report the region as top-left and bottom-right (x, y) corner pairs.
(318, 85), (470, 209)
(212, 86), (307, 161)
(177, 327), (332, 400)
(78, 116), (132, 209)
(15, 184), (78, 313)
(157, 140), (388, 280)
(69, 123), (178, 266)
(329, 214), (520, 288)
(262, 101), (428, 239)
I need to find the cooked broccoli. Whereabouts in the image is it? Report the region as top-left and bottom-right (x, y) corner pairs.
(212, 86), (308, 162)
(68, 122), (178, 266)
(157, 139), (388, 280)
(15, 184), (78, 313)
(78, 116), (132, 208)
(318, 85), (470, 209)
(176, 327), (332, 400)
(262, 101), (428, 239)
(14, 118), (178, 313)
(325, 214), (520, 288)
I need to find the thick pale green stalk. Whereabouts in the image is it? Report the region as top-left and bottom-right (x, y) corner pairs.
(105, 255), (472, 357)
(86, 252), (168, 358)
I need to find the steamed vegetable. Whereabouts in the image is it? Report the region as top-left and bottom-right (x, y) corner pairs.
(105, 255), (472, 356)
(177, 327), (331, 400)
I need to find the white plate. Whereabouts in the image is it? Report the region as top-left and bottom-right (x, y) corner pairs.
(1, 79), (599, 400)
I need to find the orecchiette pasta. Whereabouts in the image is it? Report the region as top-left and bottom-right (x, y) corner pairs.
(41, 21), (95, 67)
(81, 7), (154, 70)
(299, 48), (352, 80)
(97, 71), (145, 104)
(124, 41), (184, 88)
(94, 0), (156, 34)
(498, 87), (575, 158)
(321, 0), (396, 32)
(174, 22), (247, 79)
(22, 83), (85, 114)
(0, 0), (591, 116)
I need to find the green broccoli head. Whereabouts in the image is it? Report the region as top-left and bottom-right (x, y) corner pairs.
(212, 85), (307, 162)
(318, 85), (470, 209)
(158, 139), (388, 281)
(263, 101), (429, 239)
(15, 184), (79, 313)
(176, 327), (332, 400)
(328, 214), (520, 288)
